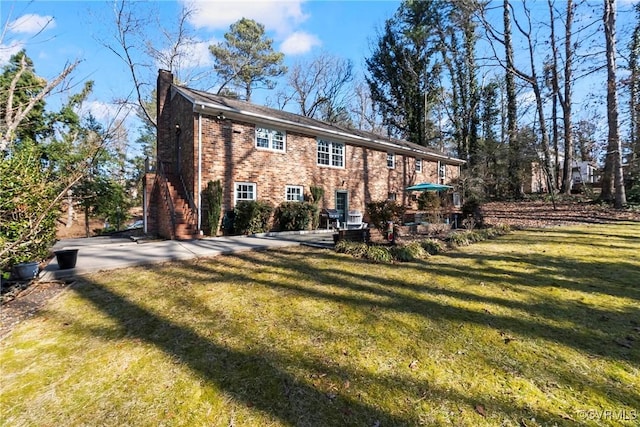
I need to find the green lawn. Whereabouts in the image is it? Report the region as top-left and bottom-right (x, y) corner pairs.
(1, 223), (639, 426)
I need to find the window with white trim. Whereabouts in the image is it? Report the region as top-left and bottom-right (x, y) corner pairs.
(255, 127), (285, 152)
(438, 162), (446, 183)
(235, 182), (256, 203)
(415, 158), (422, 172)
(387, 152), (395, 169)
(285, 185), (304, 202)
(317, 139), (344, 168)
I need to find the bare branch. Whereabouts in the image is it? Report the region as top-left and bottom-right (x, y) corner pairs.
(1, 56), (81, 151)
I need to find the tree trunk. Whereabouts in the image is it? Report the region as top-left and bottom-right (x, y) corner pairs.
(561, 0), (574, 195)
(602, 0), (626, 207)
(504, 0), (522, 199)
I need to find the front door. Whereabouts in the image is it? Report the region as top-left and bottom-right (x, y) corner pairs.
(336, 191), (348, 227)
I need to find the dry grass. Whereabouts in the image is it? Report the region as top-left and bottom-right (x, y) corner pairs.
(1, 223), (639, 426)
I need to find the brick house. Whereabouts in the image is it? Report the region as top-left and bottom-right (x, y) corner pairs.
(145, 70), (465, 239)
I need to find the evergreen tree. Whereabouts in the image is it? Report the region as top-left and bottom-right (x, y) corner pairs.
(366, 0), (445, 146)
(0, 51), (48, 145)
(209, 18), (287, 102)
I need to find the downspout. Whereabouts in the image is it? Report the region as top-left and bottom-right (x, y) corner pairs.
(143, 157), (149, 235)
(197, 113), (203, 234)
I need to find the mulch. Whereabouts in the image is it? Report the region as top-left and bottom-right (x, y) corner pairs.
(481, 200), (640, 228)
(2, 200), (638, 340)
(1, 280), (75, 339)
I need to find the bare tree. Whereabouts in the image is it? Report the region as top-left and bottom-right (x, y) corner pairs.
(101, 1), (204, 128)
(276, 53), (353, 123)
(1, 54), (80, 151)
(480, 0), (556, 196)
(348, 79), (384, 133)
(600, 0), (626, 207)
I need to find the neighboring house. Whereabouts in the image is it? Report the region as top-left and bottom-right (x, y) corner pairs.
(145, 70), (465, 239)
(571, 161), (599, 187)
(524, 156), (600, 194)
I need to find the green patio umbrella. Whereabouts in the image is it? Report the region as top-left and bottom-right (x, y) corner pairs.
(405, 182), (453, 191)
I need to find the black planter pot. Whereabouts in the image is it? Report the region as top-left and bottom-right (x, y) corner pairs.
(55, 249), (79, 270)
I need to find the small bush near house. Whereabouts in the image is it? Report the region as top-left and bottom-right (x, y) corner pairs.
(390, 242), (427, 262)
(365, 200), (405, 231)
(203, 180), (223, 236)
(233, 201), (273, 235)
(275, 202), (317, 231)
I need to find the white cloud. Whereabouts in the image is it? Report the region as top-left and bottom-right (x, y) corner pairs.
(280, 31), (321, 55)
(8, 14), (56, 35)
(184, 0), (308, 36)
(155, 38), (215, 71)
(0, 40), (24, 65)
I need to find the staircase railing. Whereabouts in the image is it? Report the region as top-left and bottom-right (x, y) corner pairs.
(178, 173), (198, 230)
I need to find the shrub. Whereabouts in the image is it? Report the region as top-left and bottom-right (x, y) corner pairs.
(417, 191), (441, 211)
(335, 241), (393, 263)
(335, 241), (368, 257)
(448, 231), (471, 247)
(462, 198), (484, 227)
(233, 200), (273, 235)
(447, 225), (511, 248)
(493, 224), (512, 234)
(365, 200), (405, 231)
(203, 180), (223, 236)
(0, 141), (59, 270)
(390, 241), (427, 262)
(275, 202), (316, 231)
(308, 186), (325, 229)
(420, 238), (444, 255)
(365, 246), (393, 263)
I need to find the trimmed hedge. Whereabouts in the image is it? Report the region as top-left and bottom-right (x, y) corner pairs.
(234, 200), (274, 235)
(275, 202), (317, 231)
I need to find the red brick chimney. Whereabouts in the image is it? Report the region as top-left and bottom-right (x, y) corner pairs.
(156, 69), (173, 166)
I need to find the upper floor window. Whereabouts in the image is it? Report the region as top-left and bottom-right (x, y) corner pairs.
(255, 127), (285, 152)
(438, 161), (447, 183)
(317, 139), (344, 168)
(235, 182), (256, 204)
(285, 185), (304, 202)
(415, 158), (422, 172)
(387, 152), (395, 169)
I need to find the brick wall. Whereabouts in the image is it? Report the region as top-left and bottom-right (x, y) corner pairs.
(195, 116), (459, 215)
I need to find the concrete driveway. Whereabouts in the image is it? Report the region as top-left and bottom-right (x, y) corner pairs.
(41, 230), (335, 281)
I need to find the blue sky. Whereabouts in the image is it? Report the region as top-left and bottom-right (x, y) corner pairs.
(1, 1), (400, 123)
(1, 0), (639, 152)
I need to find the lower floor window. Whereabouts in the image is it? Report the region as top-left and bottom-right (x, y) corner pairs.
(235, 182), (256, 203)
(286, 185), (304, 202)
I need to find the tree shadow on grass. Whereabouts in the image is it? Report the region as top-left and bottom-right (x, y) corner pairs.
(71, 274), (579, 426)
(278, 249), (638, 359)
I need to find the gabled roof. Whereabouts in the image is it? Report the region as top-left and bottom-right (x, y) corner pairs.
(173, 85), (465, 165)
